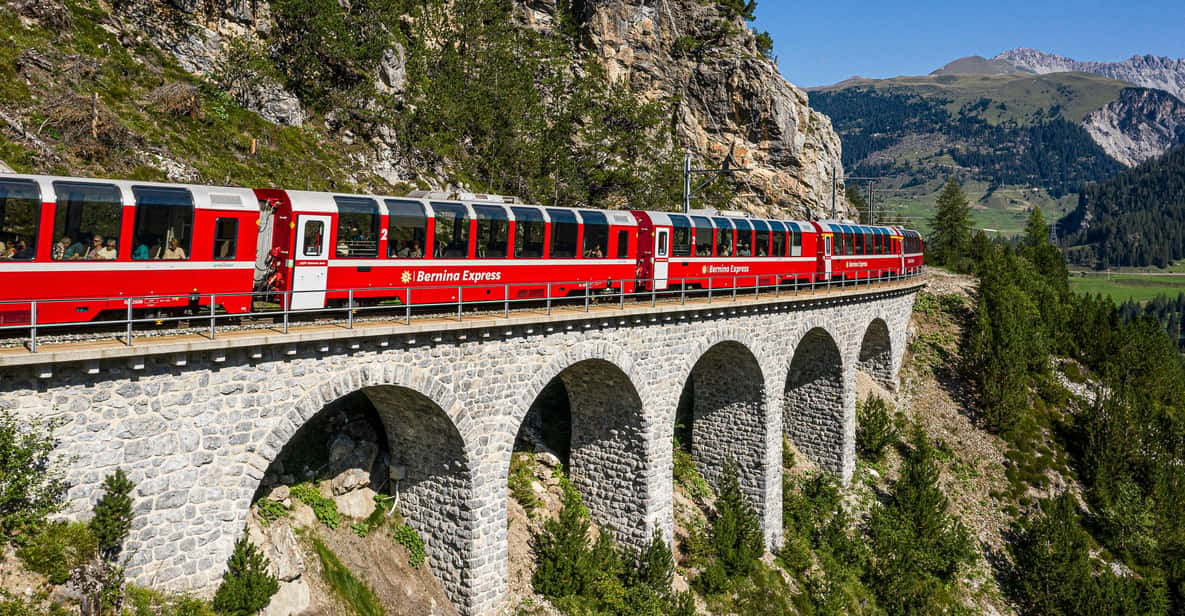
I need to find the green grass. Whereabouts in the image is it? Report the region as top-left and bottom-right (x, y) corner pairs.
(1069, 273), (1185, 303)
(310, 536), (385, 616)
(878, 178), (1068, 237)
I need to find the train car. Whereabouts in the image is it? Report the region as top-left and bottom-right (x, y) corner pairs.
(0, 174), (259, 326)
(256, 188), (640, 310)
(632, 211), (822, 291)
(813, 222), (907, 281)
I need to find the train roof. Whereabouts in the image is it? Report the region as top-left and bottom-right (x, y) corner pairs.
(282, 189), (639, 226)
(645, 211), (815, 232)
(0, 173), (259, 212)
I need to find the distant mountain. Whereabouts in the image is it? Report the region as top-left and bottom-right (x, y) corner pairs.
(995, 48), (1185, 102)
(931, 56), (1030, 77)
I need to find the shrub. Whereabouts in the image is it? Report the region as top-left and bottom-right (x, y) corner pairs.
(0, 410), (68, 545)
(508, 452), (540, 512)
(255, 499), (287, 526)
(392, 524), (426, 569)
(631, 529), (674, 591)
(0, 591), (69, 616)
(90, 468), (134, 561)
(16, 521), (97, 584)
(124, 586), (215, 616)
(290, 483), (339, 529)
(754, 31), (774, 58)
(857, 395), (898, 462)
(212, 538), (278, 616)
(532, 480), (592, 598)
(672, 448), (711, 500)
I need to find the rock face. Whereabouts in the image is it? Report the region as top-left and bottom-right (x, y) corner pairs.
(580, 0), (848, 219)
(996, 48), (1185, 103)
(1083, 88), (1185, 166)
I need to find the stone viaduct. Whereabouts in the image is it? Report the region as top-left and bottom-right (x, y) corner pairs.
(0, 281), (920, 615)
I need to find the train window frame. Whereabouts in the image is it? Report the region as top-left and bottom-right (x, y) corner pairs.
(431, 202), (470, 259)
(473, 204), (510, 259)
(53, 181), (123, 261)
(213, 218), (238, 260)
(669, 214), (692, 258)
(547, 208), (579, 259)
(789, 225), (803, 257)
(512, 206), (545, 259)
(333, 196), (380, 259)
(386, 199), (427, 259)
(616, 229), (629, 259)
(712, 217), (734, 257)
(691, 216), (714, 256)
(580, 210), (609, 259)
(0, 178), (40, 262)
(302, 220), (325, 257)
(733, 219), (753, 257)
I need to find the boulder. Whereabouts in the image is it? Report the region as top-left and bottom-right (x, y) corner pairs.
(331, 468), (371, 496)
(534, 451), (562, 469)
(289, 502), (317, 529)
(247, 518), (304, 582)
(335, 487), (378, 519)
(378, 43), (407, 93)
(260, 577), (310, 616)
(269, 485), (291, 501)
(327, 434), (356, 465)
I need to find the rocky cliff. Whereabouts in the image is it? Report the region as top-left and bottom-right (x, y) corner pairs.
(0, 0), (850, 220)
(1082, 87), (1185, 166)
(995, 48), (1185, 103)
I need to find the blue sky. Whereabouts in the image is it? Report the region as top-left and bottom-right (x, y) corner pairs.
(753, 1), (1185, 88)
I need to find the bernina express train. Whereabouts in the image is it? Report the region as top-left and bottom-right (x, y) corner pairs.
(0, 174), (924, 325)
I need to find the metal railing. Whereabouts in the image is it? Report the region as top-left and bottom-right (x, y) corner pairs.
(0, 266), (925, 353)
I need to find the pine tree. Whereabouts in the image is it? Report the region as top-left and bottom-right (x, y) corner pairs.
(89, 468), (134, 562)
(632, 528), (675, 591)
(710, 459), (763, 578)
(212, 537), (278, 616)
(867, 427), (973, 613)
(532, 481), (592, 598)
(928, 177), (973, 271)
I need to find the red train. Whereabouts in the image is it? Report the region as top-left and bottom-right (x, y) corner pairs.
(0, 174), (924, 326)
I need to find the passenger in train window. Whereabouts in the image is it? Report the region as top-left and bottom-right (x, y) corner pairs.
(133, 240), (150, 260)
(0, 241), (10, 259)
(97, 238), (117, 260)
(12, 239), (33, 260)
(65, 237), (87, 259)
(53, 236), (72, 261)
(336, 240), (350, 257)
(163, 238), (185, 260)
(583, 244), (603, 258)
(85, 236), (105, 259)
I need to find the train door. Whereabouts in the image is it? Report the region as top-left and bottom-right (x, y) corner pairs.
(291, 214), (331, 309)
(653, 228), (670, 291)
(822, 233), (833, 280)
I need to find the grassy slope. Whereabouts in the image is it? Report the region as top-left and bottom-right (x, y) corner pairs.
(1069, 272), (1185, 303)
(0, 1), (390, 192)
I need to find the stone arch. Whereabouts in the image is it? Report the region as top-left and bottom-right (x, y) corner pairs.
(509, 345), (655, 548)
(247, 365), (478, 611)
(857, 317), (895, 390)
(784, 326), (854, 483)
(677, 339), (782, 547)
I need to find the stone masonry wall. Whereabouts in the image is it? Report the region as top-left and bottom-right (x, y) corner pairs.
(0, 288), (916, 615)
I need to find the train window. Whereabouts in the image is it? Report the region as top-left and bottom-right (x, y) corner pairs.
(769, 221), (786, 257)
(580, 211), (609, 259)
(132, 186), (193, 260)
(302, 220), (324, 257)
(713, 218), (733, 257)
(845, 233), (855, 256)
(616, 229), (629, 259)
(213, 218), (238, 260)
(333, 197), (379, 258)
(0, 179), (40, 261)
(386, 199), (427, 258)
(512, 207), (545, 258)
(669, 214), (692, 258)
(752, 220), (770, 257)
(432, 202), (470, 258)
(474, 205), (509, 259)
(692, 217), (713, 256)
(790, 227), (802, 256)
(53, 182), (122, 261)
(547, 209), (578, 258)
(734, 219), (753, 257)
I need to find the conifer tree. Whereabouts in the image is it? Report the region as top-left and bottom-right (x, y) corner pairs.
(89, 468), (134, 562)
(710, 459), (763, 577)
(928, 178), (973, 271)
(632, 529), (675, 591)
(212, 537), (278, 616)
(867, 427), (973, 613)
(532, 482), (592, 598)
